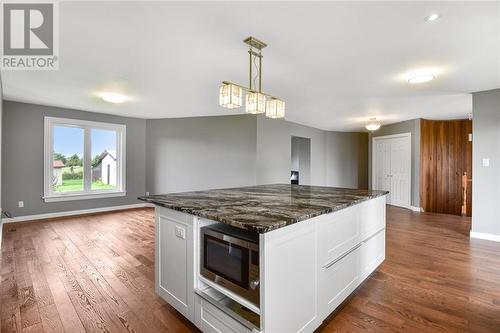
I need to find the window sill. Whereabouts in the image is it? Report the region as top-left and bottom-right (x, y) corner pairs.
(43, 191), (126, 202)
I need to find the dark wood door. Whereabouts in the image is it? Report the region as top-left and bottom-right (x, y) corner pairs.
(420, 119), (472, 216)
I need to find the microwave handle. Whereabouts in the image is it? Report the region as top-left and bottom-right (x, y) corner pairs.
(249, 279), (260, 290)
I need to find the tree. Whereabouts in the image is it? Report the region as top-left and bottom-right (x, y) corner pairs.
(53, 152), (67, 164)
(67, 154), (82, 167)
(91, 155), (101, 168)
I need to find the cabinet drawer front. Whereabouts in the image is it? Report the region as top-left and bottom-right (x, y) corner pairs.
(200, 299), (251, 333)
(359, 229), (385, 280)
(319, 246), (360, 317)
(318, 206), (360, 267)
(359, 196), (386, 240)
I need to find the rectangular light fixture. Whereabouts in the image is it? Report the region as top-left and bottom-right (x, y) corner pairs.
(266, 99), (285, 119)
(219, 84), (242, 109)
(246, 92), (266, 114)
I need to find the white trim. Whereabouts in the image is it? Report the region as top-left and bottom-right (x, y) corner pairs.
(372, 132), (412, 209)
(410, 206), (423, 212)
(44, 116), (126, 202)
(43, 191), (126, 202)
(1, 203), (154, 224)
(470, 231), (500, 242)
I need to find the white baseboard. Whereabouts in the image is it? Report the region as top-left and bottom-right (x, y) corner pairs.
(470, 231), (500, 243)
(410, 206), (423, 212)
(1, 203), (154, 225)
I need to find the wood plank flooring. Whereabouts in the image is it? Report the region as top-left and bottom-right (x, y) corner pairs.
(1, 206), (499, 332)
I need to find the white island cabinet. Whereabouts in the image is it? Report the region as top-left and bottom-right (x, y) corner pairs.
(153, 193), (386, 333)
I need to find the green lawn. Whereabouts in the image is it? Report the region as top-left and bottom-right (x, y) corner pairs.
(54, 179), (115, 192)
(61, 166), (83, 174)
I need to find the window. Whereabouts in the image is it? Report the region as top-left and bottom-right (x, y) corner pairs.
(44, 117), (126, 202)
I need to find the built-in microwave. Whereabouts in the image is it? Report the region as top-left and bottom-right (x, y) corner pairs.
(200, 223), (260, 306)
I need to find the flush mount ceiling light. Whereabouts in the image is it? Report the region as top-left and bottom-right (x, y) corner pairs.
(96, 92), (130, 104)
(407, 73), (437, 84)
(425, 13), (441, 22)
(219, 37), (285, 119)
(365, 117), (381, 132)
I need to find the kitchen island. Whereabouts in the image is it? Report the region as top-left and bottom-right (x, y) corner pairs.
(139, 184), (388, 333)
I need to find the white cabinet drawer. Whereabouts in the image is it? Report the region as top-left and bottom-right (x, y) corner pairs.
(359, 196), (386, 240)
(318, 205), (360, 267)
(199, 299), (252, 333)
(318, 245), (360, 319)
(359, 229), (385, 281)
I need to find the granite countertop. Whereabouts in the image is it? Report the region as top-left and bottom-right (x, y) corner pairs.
(139, 184), (388, 233)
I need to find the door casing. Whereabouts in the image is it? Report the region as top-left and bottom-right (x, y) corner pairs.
(371, 133), (412, 209)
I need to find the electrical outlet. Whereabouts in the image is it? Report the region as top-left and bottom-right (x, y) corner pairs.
(18, 201), (24, 208)
(482, 158), (490, 167)
(175, 226), (186, 239)
(146, 191), (150, 196)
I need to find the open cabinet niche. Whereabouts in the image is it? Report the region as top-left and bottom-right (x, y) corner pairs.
(291, 136), (311, 185)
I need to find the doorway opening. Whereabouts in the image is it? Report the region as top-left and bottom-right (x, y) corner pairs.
(291, 136), (311, 185)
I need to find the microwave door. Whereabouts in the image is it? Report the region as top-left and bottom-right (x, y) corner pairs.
(204, 235), (250, 289)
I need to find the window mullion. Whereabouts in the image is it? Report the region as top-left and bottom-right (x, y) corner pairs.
(83, 126), (92, 192)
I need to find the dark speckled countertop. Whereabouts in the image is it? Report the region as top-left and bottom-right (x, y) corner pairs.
(139, 184), (388, 233)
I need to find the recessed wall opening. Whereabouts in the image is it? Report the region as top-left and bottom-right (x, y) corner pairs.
(291, 136), (311, 185)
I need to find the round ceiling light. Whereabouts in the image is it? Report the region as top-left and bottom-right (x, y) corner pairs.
(425, 13), (441, 21)
(97, 92), (130, 104)
(407, 73), (437, 84)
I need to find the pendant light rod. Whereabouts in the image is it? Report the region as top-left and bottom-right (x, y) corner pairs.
(259, 50), (262, 93)
(248, 47), (253, 91)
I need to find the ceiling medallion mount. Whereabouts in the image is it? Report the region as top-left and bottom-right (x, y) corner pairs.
(219, 36), (285, 119)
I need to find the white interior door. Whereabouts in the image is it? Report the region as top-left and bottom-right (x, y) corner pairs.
(375, 140), (392, 202)
(373, 134), (411, 208)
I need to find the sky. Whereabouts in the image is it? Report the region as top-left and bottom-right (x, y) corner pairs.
(53, 126), (117, 158)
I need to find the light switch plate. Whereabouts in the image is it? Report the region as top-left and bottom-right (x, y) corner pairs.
(175, 226), (186, 239)
(482, 158), (490, 167)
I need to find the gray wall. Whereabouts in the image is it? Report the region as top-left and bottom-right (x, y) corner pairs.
(327, 132), (369, 189)
(472, 89), (500, 236)
(256, 117), (328, 186)
(369, 119), (421, 207)
(255, 117), (368, 189)
(2, 101), (146, 217)
(146, 115), (257, 194)
(146, 115), (368, 194)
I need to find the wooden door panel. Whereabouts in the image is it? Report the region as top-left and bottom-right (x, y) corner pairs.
(420, 119), (472, 216)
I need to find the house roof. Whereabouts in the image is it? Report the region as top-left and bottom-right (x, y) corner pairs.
(53, 160), (65, 168)
(95, 150), (117, 166)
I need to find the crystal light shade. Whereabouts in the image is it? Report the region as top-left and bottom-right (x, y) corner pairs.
(266, 99), (285, 119)
(219, 84), (242, 109)
(245, 92), (266, 114)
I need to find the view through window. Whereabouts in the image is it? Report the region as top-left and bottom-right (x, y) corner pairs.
(45, 117), (125, 200)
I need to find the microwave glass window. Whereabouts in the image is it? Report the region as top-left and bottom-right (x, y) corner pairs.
(204, 236), (249, 287)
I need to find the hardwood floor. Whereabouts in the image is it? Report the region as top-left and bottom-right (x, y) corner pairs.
(1, 206), (499, 332)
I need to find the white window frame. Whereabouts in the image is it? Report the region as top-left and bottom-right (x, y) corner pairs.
(43, 117), (126, 202)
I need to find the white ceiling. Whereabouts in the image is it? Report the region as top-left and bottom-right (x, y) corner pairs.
(2, 1), (499, 131)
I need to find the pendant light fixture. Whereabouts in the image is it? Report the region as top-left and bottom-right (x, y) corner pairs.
(219, 37), (285, 119)
(365, 117), (381, 132)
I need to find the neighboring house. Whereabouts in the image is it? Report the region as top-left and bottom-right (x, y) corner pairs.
(92, 150), (117, 186)
(53, 160), (65, 186)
